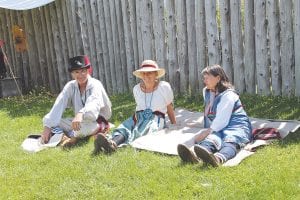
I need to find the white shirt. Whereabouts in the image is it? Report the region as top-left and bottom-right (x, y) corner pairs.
(43, 75), (112, 128)
(133, 81), (174, 114)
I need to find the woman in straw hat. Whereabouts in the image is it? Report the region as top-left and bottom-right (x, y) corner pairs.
(93, 59), (176, 154)
(41, 55), (112, 148)
(177, 64), (252, 167)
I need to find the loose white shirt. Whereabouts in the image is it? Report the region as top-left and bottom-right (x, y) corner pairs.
(43, 75), (111, 128)
(133, 81), (174, 114)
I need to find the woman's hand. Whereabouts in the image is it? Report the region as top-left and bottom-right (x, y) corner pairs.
(194, 128), (212, 143)
(72, 112), (83, 131)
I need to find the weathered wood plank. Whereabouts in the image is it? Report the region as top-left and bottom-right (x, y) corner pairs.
(280, 0), (294, 96)
(97, 0), (112, 93)
(219, 0), (233, 82)
(230, 0), (245, 93)
(165, 0), (177, 86)
(266, 0), (281, 95)
(40, 7), (56, 92)
(43, 6), (60, 92)
(31, 9), (49, 87)
(135, 0), (144, 64)
(139, 0), (153, 60)
(68, 0), (79, 55)
(49, 3), (67, 89)
(84, 0), (98, 78)
(128, 0), (139, 79)
(61, 0), (74, 58)
(204, 0), (220, 66)
(115, 0), (128, 92)
(175, 0), (188, 93)
(16, 11), (31, 90)
(244, 0), (256, 94)
(103, 0), (117, 94)
(121, 0), (135, 90)
(3, 10), (16, 79)
(186, 0), (198, 94)
(90, 0), (105, 83)
(23, 10), (40, 88)
(255, 0), (270, 95)
(55, 0), (69, 79)
(295, 0), (300, 97)
(195, 0), (207, 91)
(109, 0), (124, 93)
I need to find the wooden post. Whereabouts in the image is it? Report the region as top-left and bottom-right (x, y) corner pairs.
(121, 0), (137, 90)
(153, 0), (167, 82)
(103, 0), (117, 94)
(244, 0), (256, 94)
(165, 0), (177, 87)
(32, 9), (49, 88)
(255, 0), (270, 95)
(97, 0), (112, 93)
(295, 0), (300, 97)
(266, 0), (281, 95)
(280, 0), (294, 96)
(219, 0), (233, 82)
(205, 0), (220, 66)
(186, 0), (198, 94)
(230, 0), (245, 93)
(195, 0), (207, 92)
(175, 0), (188, 94)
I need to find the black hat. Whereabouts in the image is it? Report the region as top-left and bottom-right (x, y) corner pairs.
(68, 55), (91, 72)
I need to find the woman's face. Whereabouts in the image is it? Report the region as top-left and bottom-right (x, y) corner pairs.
(142, 71), (157, 85)
(203, 73), (220, 91)
(71, 68), (89, 85)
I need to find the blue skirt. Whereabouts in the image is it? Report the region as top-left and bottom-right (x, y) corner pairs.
(111, 111), (165, 144)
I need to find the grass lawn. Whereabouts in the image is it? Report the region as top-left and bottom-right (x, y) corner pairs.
(0, 91), (299, 199)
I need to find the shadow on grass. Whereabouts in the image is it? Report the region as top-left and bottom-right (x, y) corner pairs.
(278, 130), (300, 147)
(0, 91), (55, 118)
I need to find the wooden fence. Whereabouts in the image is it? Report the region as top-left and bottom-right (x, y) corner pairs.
(0, 0), (299, 96)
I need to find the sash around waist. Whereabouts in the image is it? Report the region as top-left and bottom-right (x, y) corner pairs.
(136, 110), (165, 118)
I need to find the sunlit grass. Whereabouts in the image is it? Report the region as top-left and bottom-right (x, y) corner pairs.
(0, 90), (299, 199)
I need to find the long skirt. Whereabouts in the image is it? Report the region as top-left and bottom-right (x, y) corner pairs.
(111, 111), (165, 144)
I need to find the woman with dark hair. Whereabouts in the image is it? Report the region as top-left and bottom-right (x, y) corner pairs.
(177, 64), (252, 167)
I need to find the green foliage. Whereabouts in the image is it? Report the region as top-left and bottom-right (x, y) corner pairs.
(0, 92), (299, 199)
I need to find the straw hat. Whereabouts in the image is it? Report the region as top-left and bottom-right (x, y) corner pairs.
(133, 60), (165, 79)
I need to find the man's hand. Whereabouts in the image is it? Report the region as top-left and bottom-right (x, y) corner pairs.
(72, 112), (83, 131)
(41, 126), (52, 144)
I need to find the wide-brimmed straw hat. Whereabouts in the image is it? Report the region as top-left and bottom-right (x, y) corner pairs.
(133, 60), (165, 79)
(68, 55), (91, 72)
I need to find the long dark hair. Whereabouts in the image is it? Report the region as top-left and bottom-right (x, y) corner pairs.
(201, 64), (234, 93)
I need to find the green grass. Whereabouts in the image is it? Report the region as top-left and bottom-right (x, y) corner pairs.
(0, 91), (299, 199)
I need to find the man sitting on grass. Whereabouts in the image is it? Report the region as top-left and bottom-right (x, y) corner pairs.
(41, 55), (112, 148)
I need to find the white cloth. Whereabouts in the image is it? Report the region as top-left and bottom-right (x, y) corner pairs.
(131, 108), (300, 166)
(0, 0), (55, 10)
(133, 81), (173, 113)
(43, 75), (111, 129)
(21, 133), (63, 153)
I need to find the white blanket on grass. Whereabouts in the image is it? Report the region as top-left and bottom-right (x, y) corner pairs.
(131, 108), (300, 166)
